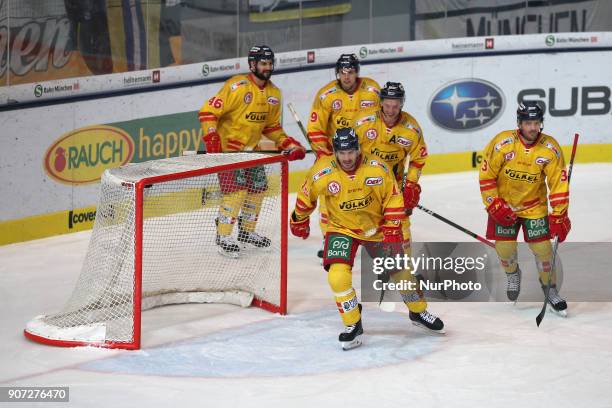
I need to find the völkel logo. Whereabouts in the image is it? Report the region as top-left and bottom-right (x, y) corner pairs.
(429, 79), (505, 131)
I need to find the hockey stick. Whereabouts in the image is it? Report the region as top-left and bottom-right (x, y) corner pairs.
(287, 103), (313, 151)
(416, 204), (495, 249)
(536, 133), (579, 327)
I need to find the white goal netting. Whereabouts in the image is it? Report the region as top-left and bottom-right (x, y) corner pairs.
(25, 153), (287, 349)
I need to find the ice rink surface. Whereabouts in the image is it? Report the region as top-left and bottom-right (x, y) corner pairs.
(1, 164), (611, 408)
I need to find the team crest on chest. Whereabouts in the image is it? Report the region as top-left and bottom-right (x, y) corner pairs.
(332, 99), (342, 111)
(244, 92), (253, 104)
(366, 129), (378, 140)
(504, 151), (515, 161)
(328, 181), (341, 195)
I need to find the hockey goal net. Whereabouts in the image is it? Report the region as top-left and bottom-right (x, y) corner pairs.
(24, 153), (288, 350)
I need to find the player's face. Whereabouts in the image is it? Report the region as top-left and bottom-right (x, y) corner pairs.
(381, 99), (402, 122)
(337, 68), (358, 92)
(336, 150), (360, 172)
(254, 60), (273, 80)
(518, 119), (541, 142)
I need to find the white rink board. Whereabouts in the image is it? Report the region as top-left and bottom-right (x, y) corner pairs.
(1, 34), (612, 221)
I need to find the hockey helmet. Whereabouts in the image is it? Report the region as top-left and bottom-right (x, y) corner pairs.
(380, 81), (405, 105)
(335, 54), (360, 74)
(333, 127), (360, 152)
(517, 101), (544, 122)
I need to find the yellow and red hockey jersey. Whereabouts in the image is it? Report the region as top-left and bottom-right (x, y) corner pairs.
(198, 73), (294, 151)
(307, 78), (380, 156)
(355, 109), (428, 184)
(479, 130), (569, 219)
(294, 154), (405, 241)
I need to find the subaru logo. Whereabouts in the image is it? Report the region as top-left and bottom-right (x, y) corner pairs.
(429, 79), (505, 131)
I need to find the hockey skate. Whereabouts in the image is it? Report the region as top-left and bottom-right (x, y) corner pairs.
(216, 234), (241, 258)
(409, 310), (445, 334)
(339, 304), (363, 350)
(506, 267), (521, 302)
(237, 217), (271, 250)
(541, 283), (568, 317)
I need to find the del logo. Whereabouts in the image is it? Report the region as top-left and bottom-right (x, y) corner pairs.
(267, 96), (279, 105)
(328, 181), (341, 194)
(535, 156), (551, 165)
(504, 168), (539, 183)
(396, 137), (412, 147)
(545, 142), (560, 157)
(360, 100), (375, 108)
(332, 99), (342, 110)
(365, 177), (382, 186)
(339, 194), (373, 211)
(429, 79), (505, 131)
(44, 125), (134, 185)
(366, 129), (377, 140)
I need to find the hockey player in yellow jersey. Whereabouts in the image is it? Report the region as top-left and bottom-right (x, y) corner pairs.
(290, 128), (444, 350)
(306, 54), (381, 259)
(355, 82), (427, 250)
(479, 101), (569, 315)
(198, 45), (306, 257)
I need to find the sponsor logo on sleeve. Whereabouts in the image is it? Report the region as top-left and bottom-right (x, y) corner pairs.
(320, 87), (337, 101)
(231, 80), (248, 91)
(495, 137), (514, 151)
(545, 142), (560, 157)
(313, 167), (332, 181)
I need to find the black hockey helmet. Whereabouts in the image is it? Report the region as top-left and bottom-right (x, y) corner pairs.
(248, 45), (275, 64)
(335, 53), (360, 75)
(517, 101), (544, 122)
(380, 81), (405, 105)
(248, 45), (275, 79)
(333, 127), (360, 152)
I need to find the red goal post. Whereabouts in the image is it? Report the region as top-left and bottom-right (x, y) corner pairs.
(24, 153), (288, 350)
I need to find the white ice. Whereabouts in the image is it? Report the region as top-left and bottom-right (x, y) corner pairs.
(1, 164), (611, 408)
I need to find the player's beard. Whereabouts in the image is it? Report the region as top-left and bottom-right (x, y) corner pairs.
(254, 67), (272, 81)
(520, 128), (540, 144)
